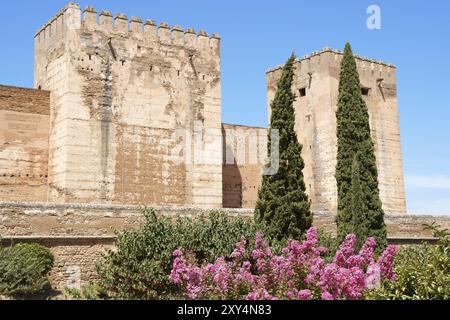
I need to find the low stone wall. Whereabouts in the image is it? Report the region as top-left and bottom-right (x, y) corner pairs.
(0, 236), (115, 289)
(1, 201), (449, 290)
(310, 211), (450, 238)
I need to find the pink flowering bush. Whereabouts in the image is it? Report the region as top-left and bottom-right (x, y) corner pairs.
(170, 228), (396, 300)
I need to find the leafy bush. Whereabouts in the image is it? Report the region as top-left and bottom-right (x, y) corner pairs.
(65, 283), (108, 300)
(366, 223), (450, 300)
(0, 243), (54, 298)
(170, 228), (396, 300)
(96, 209), (257, 300)
(316, 229), (339, 262)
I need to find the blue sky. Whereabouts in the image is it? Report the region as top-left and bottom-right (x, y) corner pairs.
(1, 1), (449, 215)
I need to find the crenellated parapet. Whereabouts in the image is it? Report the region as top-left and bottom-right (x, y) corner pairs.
(34, 3), (221, 52)
(34, 3), (224, 208)
(34, 2), (80, 44)
(266, 47), (396, 74)
(266, 46), (405, 215)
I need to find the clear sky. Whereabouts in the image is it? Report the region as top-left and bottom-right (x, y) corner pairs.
(1, 0), (449, 215)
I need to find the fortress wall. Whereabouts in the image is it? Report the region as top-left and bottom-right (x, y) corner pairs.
(1, 201), (448, 289)
(222, 124), (267, 208)
(34, 4), (223, 207)
(266, 48), (406, 215)
(113, 126), (188, 205)
(0, 86), (50, 202)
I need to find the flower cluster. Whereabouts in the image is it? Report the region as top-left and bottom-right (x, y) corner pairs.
(169, 228), (396, 300)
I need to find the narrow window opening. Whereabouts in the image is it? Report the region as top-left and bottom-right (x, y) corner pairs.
(150, 66), (153, 72)
(202, 75), (206, 81)
(299, 87), (307, 97)
(361, 87), (370, 96)
(88, 54), (92, 60)
(121, 60), (125, 66)
(38, 85), (42, 90)
(177, 70), (180, 77)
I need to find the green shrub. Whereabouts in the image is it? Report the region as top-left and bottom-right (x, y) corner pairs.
(96, 209), (257, 300)
(316, 229), (339, 262)
(0, 243), (54, 298)
(65, 283), (108, 300)
(367, 223), (450, 300)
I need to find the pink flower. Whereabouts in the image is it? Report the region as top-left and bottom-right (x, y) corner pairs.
(247, 288), (275, 300)
(298, 290), (312, 300)
(322, 292), (334, 300)
(231, 237), (247, 259)
(359, 237), (377, 264)
(365, 263), (381, 290)
(173, 248), (183, 257)
(169, 229), (397, 300)
(377, 245), (397, 281)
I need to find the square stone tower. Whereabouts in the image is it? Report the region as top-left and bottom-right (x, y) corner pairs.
(267, 48), (406, 214)
(34, 3), (223, 207)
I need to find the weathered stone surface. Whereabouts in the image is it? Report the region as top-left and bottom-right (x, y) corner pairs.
(0, 85), (50, 202)
(0, 85), (50, 115)
(1, 202), (448, 289)
(222, 124), (267, 208)
(0, 4), (438, 293)
(1, 5), (406, 213)
(267, 49), (407, 214)
(34, 4), (222, 208)
(1, 202), (446, 239)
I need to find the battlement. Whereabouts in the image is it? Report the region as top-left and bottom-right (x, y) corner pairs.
(266, 47), (396, 74)
(35, 3), (221, 49)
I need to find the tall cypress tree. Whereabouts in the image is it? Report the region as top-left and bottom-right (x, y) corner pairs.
(255, 54), (312, 241)
(335, 43), (387, 248)
(349, 153), (369, 250)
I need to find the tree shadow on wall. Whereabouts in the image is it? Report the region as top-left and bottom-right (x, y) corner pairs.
(222, 127), (243, 208)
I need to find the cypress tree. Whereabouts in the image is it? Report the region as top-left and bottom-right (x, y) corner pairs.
(335, 43), (387, 248)
(349, 153), (368, 250)
(255, 54), (313, 241)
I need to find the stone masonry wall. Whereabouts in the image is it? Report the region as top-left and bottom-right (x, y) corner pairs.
(1, 202), (449, 290)
(34, 4), (223, 208)
(267, 48), (406, 214)
(0, 85), (50, 202)
(222, 124), (267, 208)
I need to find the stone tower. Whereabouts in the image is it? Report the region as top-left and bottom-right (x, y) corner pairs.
(266, 48), (407, 214)
(34, 3), (223, 207)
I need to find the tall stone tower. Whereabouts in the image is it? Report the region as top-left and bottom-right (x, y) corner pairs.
(267, 48), (406, 214)
(34, 3), (223, 207)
